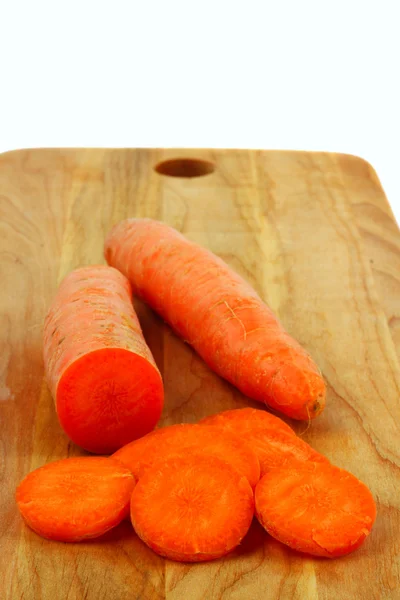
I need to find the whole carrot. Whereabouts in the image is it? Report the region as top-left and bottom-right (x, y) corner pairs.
(105, 219), (326, 421)
(43, 265), (164, 453)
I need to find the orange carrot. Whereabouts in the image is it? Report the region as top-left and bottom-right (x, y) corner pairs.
(200, 408), (326, 476)
(16, 457), (136, 542)
(131, 455), (254, 562)
(255, 461), (376, 557)
(243, 428), (328, 476)
(43, 265), (164, 454)
(104, 218), (325, 421)
(199, 407), (327, 475)
(199, 407), (295, 437)
(112, 423), (260, 489)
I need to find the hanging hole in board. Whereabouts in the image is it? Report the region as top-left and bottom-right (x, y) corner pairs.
(154, 158), (215, 178)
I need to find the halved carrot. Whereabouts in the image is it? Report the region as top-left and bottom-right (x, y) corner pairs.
(131, 455), (254, 562)
(16, 457), (136, 542)
(112, 423), (260, 489)
(199, 407), (295, 437)
(43, 265), (164, 454)
(104, 218), (326, 421)
(255, 461), (376, 557)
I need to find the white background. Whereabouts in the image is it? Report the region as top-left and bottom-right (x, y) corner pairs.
(1, 0), (399, 223)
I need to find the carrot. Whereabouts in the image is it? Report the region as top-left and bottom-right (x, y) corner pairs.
(199, 407), (295, 437)
(200, 408), (326, 476)
(130, 455), (254, 562)
(112, 423), (260, 489)
(244, 428), (328, 476)
(255, 461), (376, 557)
(43, 265), (164, 454)
(104, 218), (326, 421)
(16, 457), (136, 542)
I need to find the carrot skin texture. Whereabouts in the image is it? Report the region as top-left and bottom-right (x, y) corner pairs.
(43, 265), (164, 454)
(112, 423), (260, 489)
(16, 457), (136, 542)
(255, 462), (376, 557)
(130, 455), (254, 562)
(104, 219), (326, 421)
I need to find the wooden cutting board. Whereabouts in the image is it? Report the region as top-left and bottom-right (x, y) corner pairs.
(1, 149), (399, 600)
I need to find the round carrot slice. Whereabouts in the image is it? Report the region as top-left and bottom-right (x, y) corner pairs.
(200, 408), (326, 476)
(112, 423), (260, 488)
(248, 428), (328, 475)
(199, 407), (295, 436)
(16, 457), (136, 542)
(255, 462), (377, 557)
(131, 455), (254, 562)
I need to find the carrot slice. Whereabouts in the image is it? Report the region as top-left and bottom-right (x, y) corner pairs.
(255, 462), (376, 557)
(112, 423), (260, 489)
(199, 407), (295, 437)
(248, 428), (329, 475)
(200, 408), (326, 475)
(16, 457), (135, 542)
(43, 265), (164, 453)
(131, 455), (254, 562)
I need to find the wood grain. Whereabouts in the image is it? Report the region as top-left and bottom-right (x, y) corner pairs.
(0, 148), (399, 600)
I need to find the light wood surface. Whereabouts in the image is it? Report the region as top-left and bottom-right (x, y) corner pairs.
(0, 148), (399, 600)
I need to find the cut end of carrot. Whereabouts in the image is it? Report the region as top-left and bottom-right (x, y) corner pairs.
(130, 455), (254, 562)
(16, 457), (136, 542)
(255, 462), (376, 558)
(56, 348), (164, 454)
